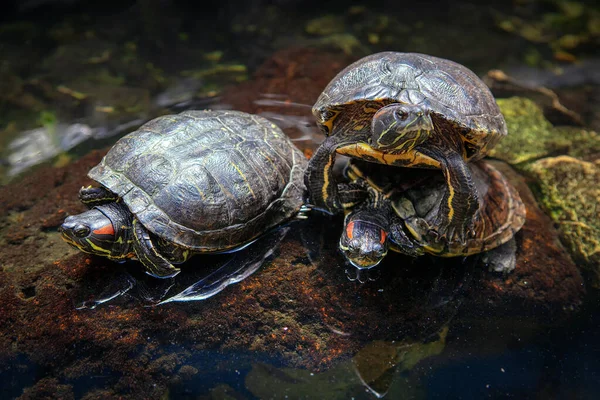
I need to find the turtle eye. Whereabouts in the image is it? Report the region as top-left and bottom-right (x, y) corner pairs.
(395, 111), (408, 121)
(74, 225), (91, 238)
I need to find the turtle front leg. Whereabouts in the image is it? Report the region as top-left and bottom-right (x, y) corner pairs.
(428, 149), (480, 245)
(337, 182), (369, 209)
(305, 136), (345, 214)
(388, 214), (424, 258)
(132, 219), (181, 278)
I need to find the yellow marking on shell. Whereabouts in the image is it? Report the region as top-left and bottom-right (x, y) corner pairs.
(363, 105), (380, 113)
(337, 143), (440, 168)
(231, 161), (256, 199)
(422, 243), (444, 255)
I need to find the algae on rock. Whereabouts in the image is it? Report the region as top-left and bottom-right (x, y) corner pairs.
(491, 97), (600, 166)
(526, 155), (600, 286)
(491, 97), (570, 165)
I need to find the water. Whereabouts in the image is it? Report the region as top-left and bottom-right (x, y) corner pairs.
(1, 0), (599, 398)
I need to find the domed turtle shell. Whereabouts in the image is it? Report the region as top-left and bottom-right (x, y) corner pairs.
(313, 52), (506, 160)
(345, 160), (525, 256)
(88, 110), (307, 252)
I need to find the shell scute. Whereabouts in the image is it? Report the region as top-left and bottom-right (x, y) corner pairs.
(88, 110), (307, 251)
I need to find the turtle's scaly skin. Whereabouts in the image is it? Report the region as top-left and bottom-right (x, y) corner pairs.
(393, 162), (525, 256)
(342, 160), (525, 259)
(88, 110), (307, 253)
(307, 52), (507, 244)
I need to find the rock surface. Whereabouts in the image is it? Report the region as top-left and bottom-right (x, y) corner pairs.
(527, 156), (600, 286)
(0, 48), (589, 398)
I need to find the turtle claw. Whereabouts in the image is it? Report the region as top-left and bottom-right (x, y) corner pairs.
(429, 214), (477, 247)
(345, 267), (379, 283)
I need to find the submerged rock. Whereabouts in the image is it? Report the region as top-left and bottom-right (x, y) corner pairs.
(526, 156), (600, 287)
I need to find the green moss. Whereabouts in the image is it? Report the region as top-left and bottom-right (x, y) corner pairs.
(38, 110), (57, 128)
(526, 156), (600, 286)
(553, 126), (600, 160)
(305, 15), (346, 36)
(182, 64), (247, 80)
(490, 97), (600, 167)
(490, 97), (570, 165)
(312, 33), (364, 56)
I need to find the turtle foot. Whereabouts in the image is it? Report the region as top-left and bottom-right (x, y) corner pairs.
(430, 214), (477, 247)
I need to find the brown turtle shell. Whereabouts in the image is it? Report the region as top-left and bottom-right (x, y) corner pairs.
(314, 52), (507, 161)
(345, 160), (526, 256)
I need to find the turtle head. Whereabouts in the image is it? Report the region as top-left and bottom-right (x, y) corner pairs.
(371, 103), (433, 152)
(60, 203), (132, 260)
(339, 211), (389, 269)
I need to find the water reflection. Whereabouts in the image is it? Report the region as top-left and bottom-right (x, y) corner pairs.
(75, 225), (292, 308)
(67, 212), (488, 397)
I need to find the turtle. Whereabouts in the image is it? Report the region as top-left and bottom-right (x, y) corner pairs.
(60, 110), (309, 278)
(306, 51), (507, 244)
(337, 159), (526, 270)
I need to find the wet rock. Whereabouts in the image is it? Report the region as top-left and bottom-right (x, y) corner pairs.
(0, 149), (104, 271)
(218, 47), (355, 152)
(244, 328), (446, 399)
(526, 156), (600, 287)
(17, 377), (74, 400)
(220, 47), (354, 116)
(466, 161), (585, 314)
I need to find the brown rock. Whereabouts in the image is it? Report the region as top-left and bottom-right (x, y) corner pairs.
(467, 160), (585, 313)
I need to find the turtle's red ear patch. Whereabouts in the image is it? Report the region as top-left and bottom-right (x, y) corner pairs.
(93, 223), (115, 236)
(379, 229), (387, 244)
(346, 221), (355, 240)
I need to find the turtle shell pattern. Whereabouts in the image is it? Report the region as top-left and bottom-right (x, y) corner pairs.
(313, 52), (507, 160)
(88, 110), (307, 252)
(392, 161), (526, 256)
(345, 160), (525, 256)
